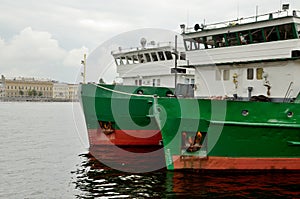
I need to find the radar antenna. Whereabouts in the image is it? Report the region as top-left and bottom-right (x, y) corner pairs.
(140, 38), (147, 49)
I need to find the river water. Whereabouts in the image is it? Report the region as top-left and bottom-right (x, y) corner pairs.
(1, 102), (299, 198)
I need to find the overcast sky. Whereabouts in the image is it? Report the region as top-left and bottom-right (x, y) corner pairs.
(0, 0), (299, 83)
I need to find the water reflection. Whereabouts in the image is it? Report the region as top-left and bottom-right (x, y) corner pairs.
(72, 153), (300, 198)
(72, 152), (168, 198)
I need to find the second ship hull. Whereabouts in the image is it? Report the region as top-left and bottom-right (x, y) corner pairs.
(155, 97), (300, 171)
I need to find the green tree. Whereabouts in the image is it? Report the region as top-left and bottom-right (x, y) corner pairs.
(38, 91), (43, 97)
(32, 89), (37, 97)
(19, 90), (24, 96)
(28, 90), (32, 96)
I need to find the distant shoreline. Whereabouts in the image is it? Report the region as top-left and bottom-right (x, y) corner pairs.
(0, 97), (79, 102)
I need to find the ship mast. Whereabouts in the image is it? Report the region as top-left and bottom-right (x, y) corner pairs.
(81, 54), (87, 84)
(174, 35), (178, 93)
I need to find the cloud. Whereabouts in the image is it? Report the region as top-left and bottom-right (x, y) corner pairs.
(0, 27), (88, 82)
(1, 0), (299, 83)
(63, 46), (89, 67)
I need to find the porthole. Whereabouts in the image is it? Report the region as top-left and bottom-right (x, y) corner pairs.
(242, 110), (249, 116)
(166, 91), (174, 97)
(137, 90), (143, 95)
(287, 111), (294, 118)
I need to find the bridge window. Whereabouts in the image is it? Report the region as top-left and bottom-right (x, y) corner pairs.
(227, 32), (240, 46)
(180, 52), (186, 60)
(121, 57), (126, 65)
(151, 52), (158, 61)
(278, 24), (294, 40)
(144, 53), (151, 62)
(132, 55), (139, 64)
(126, 56), (133, 64)
(165, 51), (173, 60)
(206, 36), (215, 48)
(138, 54), (145, 63)
(214, 34), (226, 47)
(184, 23), (297, 51)
(251, 29), (264, 43)
(239, 31), (251, 45)
(264, 26), (279, 42)
(158, 51), (165, 60)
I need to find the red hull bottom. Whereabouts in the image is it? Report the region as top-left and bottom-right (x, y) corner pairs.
(173, 156), (300, 170)
(88, 128), (162, 146)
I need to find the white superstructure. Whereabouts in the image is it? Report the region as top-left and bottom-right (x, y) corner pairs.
(181, 10), (300, 101)
(111, 38), (194, 88)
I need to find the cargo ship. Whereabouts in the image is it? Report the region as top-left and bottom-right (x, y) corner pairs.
(80, 38), (194, 148)
(153, 9), (300, 170)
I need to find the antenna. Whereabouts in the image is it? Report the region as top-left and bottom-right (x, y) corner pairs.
(187, 9), (189, 30)
(81, 54), (87, 84)
(140, 38), (147, 48)
(236, 0), (240, 19)
(255, 5), (259, 21)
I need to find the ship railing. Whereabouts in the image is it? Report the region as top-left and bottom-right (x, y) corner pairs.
(111, 41), (185, 54)
(93, 83), (156, 98)
(185, 9), (300, 33)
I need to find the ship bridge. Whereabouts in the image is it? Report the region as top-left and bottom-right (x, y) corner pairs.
(111, 39), (194, 88)
(179, 10), (300, 100)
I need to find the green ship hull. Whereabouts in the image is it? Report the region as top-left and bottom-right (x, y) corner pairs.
(154, 96), (300, 170)
(80, 83), (174, 147)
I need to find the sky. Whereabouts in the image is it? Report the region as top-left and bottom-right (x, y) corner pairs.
(0, 0), (299, 83)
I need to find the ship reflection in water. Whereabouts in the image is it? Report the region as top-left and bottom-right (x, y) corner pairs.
(72, 149), (300, 198)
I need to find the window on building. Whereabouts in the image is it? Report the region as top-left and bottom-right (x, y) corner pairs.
(247, 68), (254, 80)
(191, 79), (195, 84)
(157, 79), (160, 86)
(256, 68), (263, 80)
(223, 70), (230, 81)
